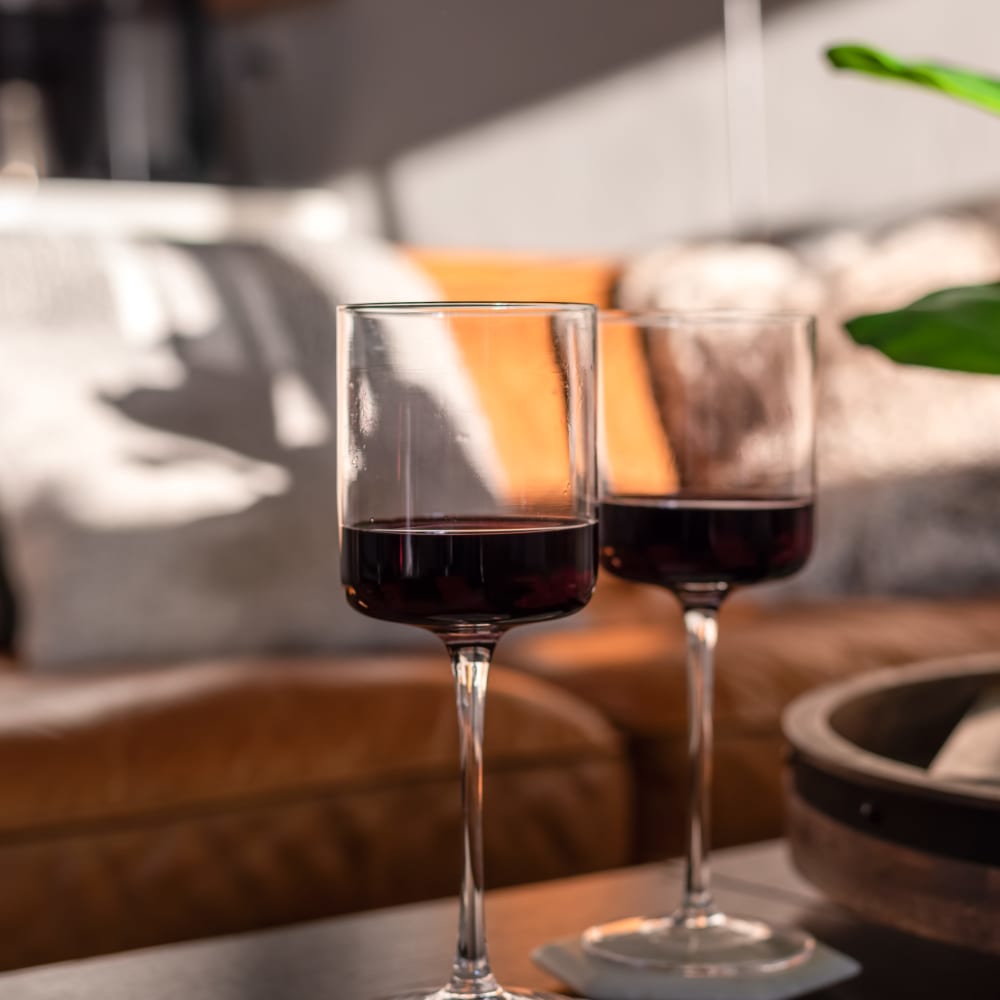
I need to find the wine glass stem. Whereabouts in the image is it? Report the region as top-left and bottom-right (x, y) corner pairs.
(447, 642), (500, 997)
(680, 604), (720, 921)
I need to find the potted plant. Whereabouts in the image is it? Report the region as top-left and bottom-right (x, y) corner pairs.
(828, 44), (1000, 373)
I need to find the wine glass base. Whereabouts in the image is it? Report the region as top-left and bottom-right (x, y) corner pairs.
(581, 912), (815, 977)
(387, 990), (572, 1000)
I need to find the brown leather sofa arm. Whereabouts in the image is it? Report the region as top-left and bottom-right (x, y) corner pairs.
(506, 594), (1000, 859)
(0, 655), (632, 971)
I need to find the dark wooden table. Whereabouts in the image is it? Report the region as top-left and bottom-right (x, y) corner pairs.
(1, 841), (995, 998)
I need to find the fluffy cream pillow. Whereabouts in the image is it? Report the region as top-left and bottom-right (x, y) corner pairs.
(618, 218), (1000, 597)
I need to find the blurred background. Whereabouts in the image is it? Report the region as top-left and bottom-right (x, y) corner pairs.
(1, 0), (998, 249)
(2, 0), (1000, 978)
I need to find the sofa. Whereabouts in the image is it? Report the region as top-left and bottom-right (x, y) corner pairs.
(3, 182), (1000, 973)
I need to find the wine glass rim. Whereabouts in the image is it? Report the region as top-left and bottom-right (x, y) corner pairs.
(340, 301), (597, 318)
(600, 307), (814, 326)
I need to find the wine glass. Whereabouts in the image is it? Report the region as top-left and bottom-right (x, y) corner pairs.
(584, 309), (816, 976)
(337, 302), (597, 1000)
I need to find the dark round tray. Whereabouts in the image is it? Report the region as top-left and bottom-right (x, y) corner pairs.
(783, 654), (1000, 955)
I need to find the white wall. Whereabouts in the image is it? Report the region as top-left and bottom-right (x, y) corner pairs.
(220, 0), (1000, 252)
(764, 0), (1000, 239)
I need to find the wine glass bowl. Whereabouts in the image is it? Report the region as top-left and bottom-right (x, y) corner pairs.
(338, 302), (597, 1000)
(585, 309), (816, 976)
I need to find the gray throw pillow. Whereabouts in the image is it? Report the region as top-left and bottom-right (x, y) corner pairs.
(0, 233), (459, 669)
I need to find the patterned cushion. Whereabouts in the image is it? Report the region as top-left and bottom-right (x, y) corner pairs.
(0, 233), (447, 668)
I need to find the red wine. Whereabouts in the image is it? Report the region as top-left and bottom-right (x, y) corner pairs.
(600, 496), (813, 589)
(342, 516), (597, 632)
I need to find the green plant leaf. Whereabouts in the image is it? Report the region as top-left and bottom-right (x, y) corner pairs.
(846, 284), (1000, 374)
(827, 44), (1000, 116)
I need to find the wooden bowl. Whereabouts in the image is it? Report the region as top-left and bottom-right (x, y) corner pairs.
(783, 654), (1000, 954)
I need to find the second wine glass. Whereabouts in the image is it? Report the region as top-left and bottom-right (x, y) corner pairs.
(584, 309), (817, 976)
